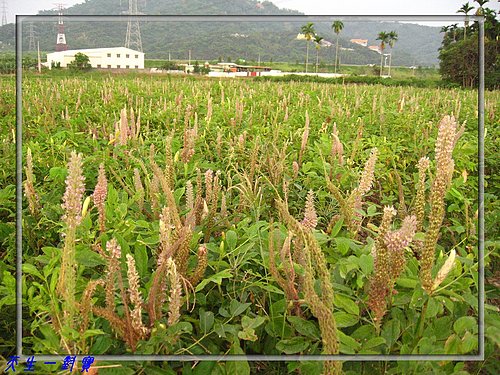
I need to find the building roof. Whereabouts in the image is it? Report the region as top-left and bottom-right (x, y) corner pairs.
(350, 39), (368, 46)
(47, 46), (144, 56)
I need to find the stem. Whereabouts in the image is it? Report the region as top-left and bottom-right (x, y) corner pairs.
(416, 294), (430, 344)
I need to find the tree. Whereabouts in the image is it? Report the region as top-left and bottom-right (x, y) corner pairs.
(313, 34), (323, 73)
(376, 31), (390, 77)
(474, 0), (489, 14)
(67, 52), (91, 70)
(457, 2), (475, 39)
(387, 31), (398, 77)
(331, 20), (344, 73)
(450, 23), (458, 42)
(439, 2), (499, 89)
(300, 22), (315, 73)
(439, 36), (499, 88)
(482, 8), (499, 39)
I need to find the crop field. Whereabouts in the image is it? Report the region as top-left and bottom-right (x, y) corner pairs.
(0, 73), (499, 374)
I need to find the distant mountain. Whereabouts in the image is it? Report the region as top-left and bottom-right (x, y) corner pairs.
(0, 0), (442, 66)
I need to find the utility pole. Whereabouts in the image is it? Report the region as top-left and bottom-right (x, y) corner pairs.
(54, 3), (68, 51)
(124, 0), (143, 52)
(37, 41), (42, 73)
(1, 0), (8, 26)
(188, 49), (191, 66)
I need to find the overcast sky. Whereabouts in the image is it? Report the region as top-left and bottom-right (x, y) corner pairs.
(5, 0), (500, 24)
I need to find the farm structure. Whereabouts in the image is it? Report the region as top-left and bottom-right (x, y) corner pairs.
(45, 47), (144, 69)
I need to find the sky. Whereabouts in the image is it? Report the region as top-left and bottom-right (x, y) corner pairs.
(4, 0), (500, 25)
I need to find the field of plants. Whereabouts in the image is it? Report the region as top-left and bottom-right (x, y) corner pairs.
(0, 72), (499, 374)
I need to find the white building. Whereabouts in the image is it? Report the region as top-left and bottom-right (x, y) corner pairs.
(350, 39), (368, 47)
(45, 47), (145, 69)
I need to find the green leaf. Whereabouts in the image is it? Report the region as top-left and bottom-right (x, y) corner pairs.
(363, 337), (386, 350)
(252, 281), (284, 295)
(22, 263), (44, 280)
(417, 336), (436, 354)
(225, 230), (238, 250)
(433, 316), (453, 340)
(396, 277), (418, 289)
(91, 335), (112, 354)
(334, 294), (359, 316)
(39, 324), (60, 351)
(49, 166), (67, 181)
(213, 322), (227, 339)
(335, 237), (351, 255)
(276, 337), (310, 354)
(199, 309), (215, 334)
(460, 331), (478, 353)
(174, 187), (186, 204)
(338, 330), (361, 353)
(76, 246), (106, 267)
(195, 269), (232, 292)
(425, 297), (440, 318)
(367, 204), (377, 216)
(414, 232), (425, 241)
(357, 254), (373, 275)
(82, 329), (106, 339)
(351, 325), (376, 341)
(241, 315), (266, 330)
(454, 316), (477, 335)
(0, 271), (16, 308)
(226, 339), (250, 375)
(298, 362), (323, 375)
(445, 334), (461, 354)
(166, 322), (193, 336)
(229, 300), (251, 317)
(330, 217), (344, 237)
(192, 361), (216, 375)
(333, 312), (359, 327)
(134, 243), (148, 278)
(381, 319), (400, 347)
(138, 234), (159, 246)
(486, 326), (500, 347)
(238, 327), (258, 341)
(287, 316), (320, 339)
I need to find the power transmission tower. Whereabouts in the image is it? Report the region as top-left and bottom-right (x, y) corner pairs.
(124, 0), (143, 52)
(54, 3), (68, 51)
(28, 23), (37, 51)
(1, 0), (7, 26)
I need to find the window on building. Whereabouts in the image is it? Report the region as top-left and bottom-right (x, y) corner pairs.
(135, 54), (139, 58)
(107, 65), (111, 68)
(126, 54), (130, 58)
(107, 53), (111, 57)
(117, 54), (121, 58)
(97, 64), (101, 68)
(126, 65), (129, 69)
(117, 65), (121, 68)
(135, 65), (139, 69)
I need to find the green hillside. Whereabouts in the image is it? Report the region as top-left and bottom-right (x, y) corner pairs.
(0, 0), (442, 66)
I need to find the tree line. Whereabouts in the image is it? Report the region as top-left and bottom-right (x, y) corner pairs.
(299, 21), (399, 77)
(439, 0), (499, 88)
